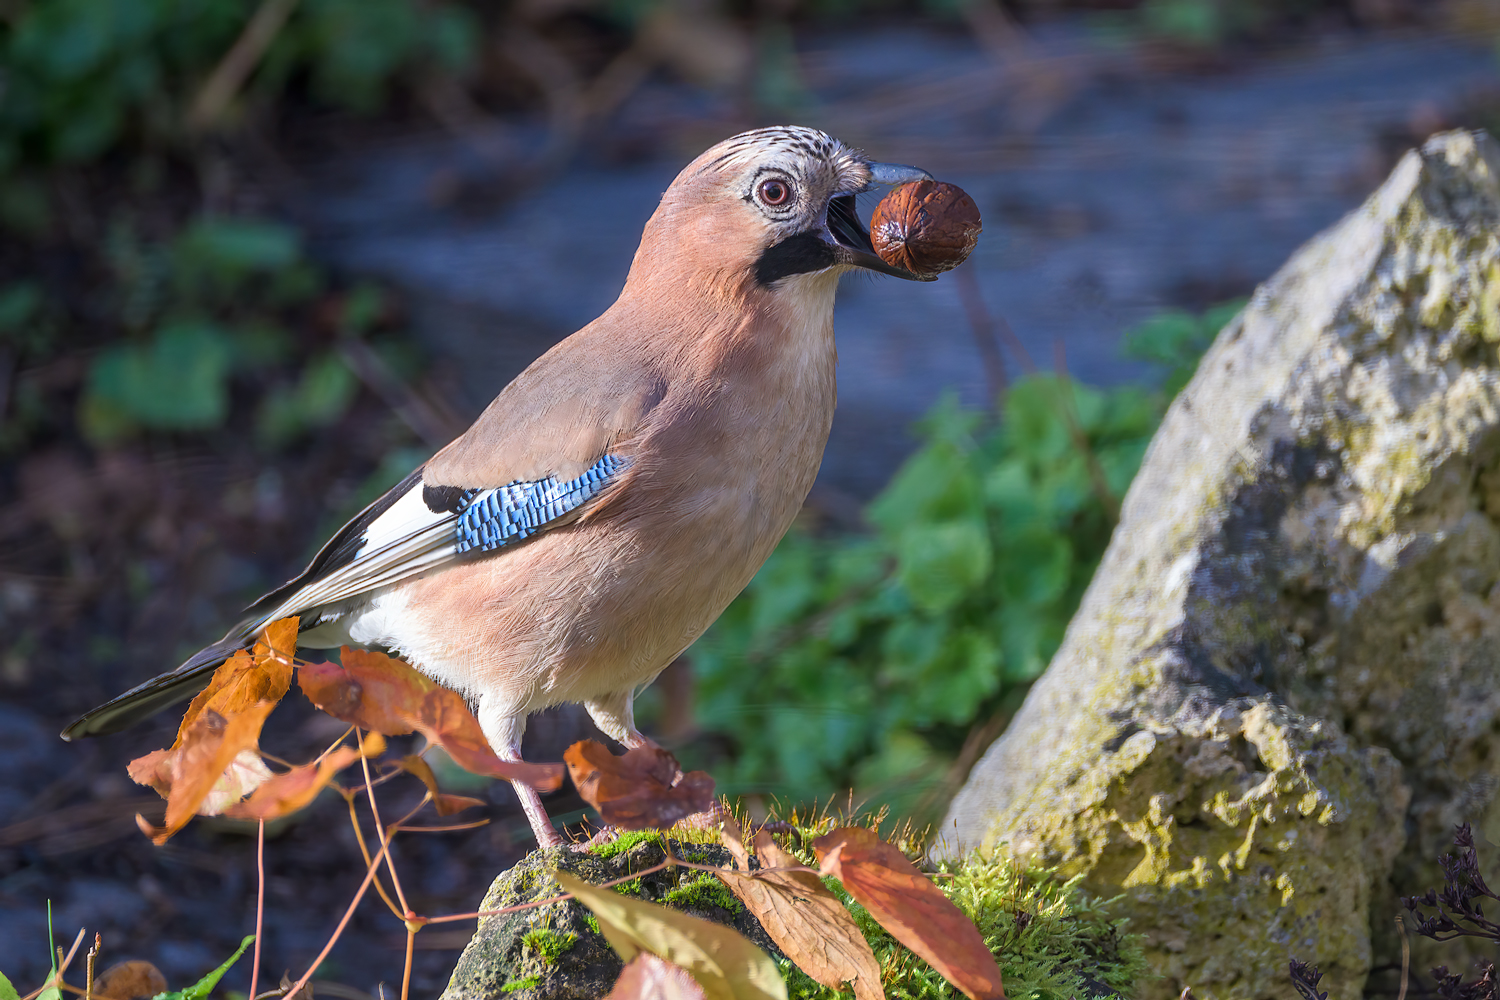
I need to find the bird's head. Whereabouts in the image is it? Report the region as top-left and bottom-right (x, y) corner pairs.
(627, 125), (936, 300)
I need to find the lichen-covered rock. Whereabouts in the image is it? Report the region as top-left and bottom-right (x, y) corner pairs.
(441, 836), (771, 1000)
(938, 130), (1500, 999)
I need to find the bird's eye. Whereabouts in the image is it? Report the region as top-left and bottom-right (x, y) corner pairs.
(758, 178), (791, 206)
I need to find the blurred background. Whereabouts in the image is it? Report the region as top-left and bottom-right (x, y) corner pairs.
(1, 0), (1498, 994)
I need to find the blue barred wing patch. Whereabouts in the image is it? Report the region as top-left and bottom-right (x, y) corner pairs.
(454, 454), (629, 554)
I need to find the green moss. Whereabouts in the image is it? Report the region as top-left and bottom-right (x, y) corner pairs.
(584, 914), (601, 936)
(587, 829), (664, 859)
(500, 975), (540, 993)
(663, 873), (744, 913)
(768, 840), (1143, 1000)
(521, 928), (578, 964)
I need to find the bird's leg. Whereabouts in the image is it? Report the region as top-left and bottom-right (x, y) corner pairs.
(579, 688), (664, 850)
(584, 689), (657, 751)
(477, 696), (562, 849)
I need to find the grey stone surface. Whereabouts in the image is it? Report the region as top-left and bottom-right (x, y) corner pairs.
(937, 130), (1500, 999)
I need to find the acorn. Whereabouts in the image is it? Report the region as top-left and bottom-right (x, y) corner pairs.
(870, 180), (982, 278)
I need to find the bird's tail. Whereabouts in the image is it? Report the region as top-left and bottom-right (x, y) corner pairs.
(60, 635), (250, 741)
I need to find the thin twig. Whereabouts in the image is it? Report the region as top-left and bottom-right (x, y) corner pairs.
(250, 819), (265, 1000)
(397, 819), (491, 834)
(188, 0), (301, 130)
(359, 730), (413, 917)
(401, 928), (416, 1000)
(84, 933), (99, 1000)
(955, 267), (1009, 408)
(343, 782), (403, 920)
(1396, 913), (1409, 1000)
(21, 929), (88, 1000)
(418, 854), (829, 925)
(336, 339), (463, 449)
(286, 825), (399, 999)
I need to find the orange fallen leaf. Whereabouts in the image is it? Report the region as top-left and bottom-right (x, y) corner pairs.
(606, 952), (708, 1000)
(394, 754), (487, 816)
(564, 741), (715, 831)
(718, 828), (881, 1000)
(175, 617), (298, 745)
(225, 734), (387, 822)
(130, 701), (278, 844)
(94, 960), (168, 1000)
(813, 827), (1004, 1000)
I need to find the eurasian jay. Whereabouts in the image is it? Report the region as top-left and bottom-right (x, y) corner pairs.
(63, 126), (936, 847)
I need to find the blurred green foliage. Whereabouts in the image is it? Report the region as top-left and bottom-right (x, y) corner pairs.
(0, 0), (477, 172)
(0, 0), (477, 457)
(683, 303), (1231, 821)
(66, 216), (363, 445)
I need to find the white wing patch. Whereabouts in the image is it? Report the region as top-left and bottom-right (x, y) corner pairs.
(246, 455), (631, 633)
(355, 485), (449, 560)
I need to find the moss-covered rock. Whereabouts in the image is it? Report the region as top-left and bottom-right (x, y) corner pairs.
(940, 130), (1500, 999)
(441, 833), (1146, 1000)
(440, 837), (772, 1000)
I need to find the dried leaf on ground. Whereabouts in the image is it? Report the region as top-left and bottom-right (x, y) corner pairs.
(553, 869), (785, 1000)
(298, 648), (564, 790)
(94, 960), (168, 1000)
(607, 952), (709, 1000)
(130, 702), (278, 844)
(565, 740), (715, 830)
(813, 827), (1005, 1000)
(225, 734), (387, 821)
(394, 754), (487, 816)
(718, 828), (882, 1000)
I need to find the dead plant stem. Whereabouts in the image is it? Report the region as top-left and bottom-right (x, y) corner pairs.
(250, 819), (265, 1000)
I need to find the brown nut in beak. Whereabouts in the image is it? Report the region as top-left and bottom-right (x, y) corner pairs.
(870, 180), (982, 278)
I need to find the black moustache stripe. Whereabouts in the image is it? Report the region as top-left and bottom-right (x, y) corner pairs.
(755, 230), (837, 285)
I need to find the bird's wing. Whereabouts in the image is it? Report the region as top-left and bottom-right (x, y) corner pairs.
(241, 451), (632, 628)
(62, 339), (669, 740)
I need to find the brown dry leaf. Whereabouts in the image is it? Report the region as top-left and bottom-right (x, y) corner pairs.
(296, 647), (428, 736)
(175, 617), (298, 743)
(130, 701), (278, 845)
(553, 869), (785, 1000)
(395, 754), (487, 816)
(409, 688), (563, 790)
(94, 960), (168, 1000)
(298, 648), (562, 789)
(718, 828), (882, 1000)
(565, 740), (715, 830)
(224, 734), (387, 822)
(606, 952), (709, 1000)
(813, 827), (1005, 1000)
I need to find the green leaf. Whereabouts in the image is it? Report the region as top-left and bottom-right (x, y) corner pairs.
(39, 900), (58, 1000)
(896, 519), (991, 613)
(256, 352), (358, 447)
(552, 870), (785, 1000)
(0, 969), (20, 1000)
(153, 935), (254, 1000)
(84, 322), (233, 435)
(177, 219), (299, 273)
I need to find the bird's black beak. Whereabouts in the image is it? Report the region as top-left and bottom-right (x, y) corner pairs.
(825, 161), (937, 282)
